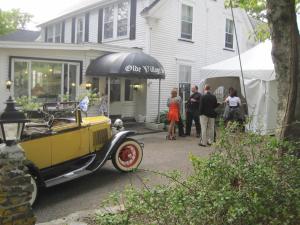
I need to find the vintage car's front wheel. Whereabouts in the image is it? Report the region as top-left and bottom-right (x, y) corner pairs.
(112, 138), (143, 172)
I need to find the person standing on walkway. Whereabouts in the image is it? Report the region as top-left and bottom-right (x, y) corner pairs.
(185, 85), (201, 137)
(167, 89), (180, 140)
(199, 84), (218, 147)
(167, 88), (185, 137)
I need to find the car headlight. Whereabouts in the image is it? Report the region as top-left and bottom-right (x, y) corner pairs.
(113, 119), (124, 129)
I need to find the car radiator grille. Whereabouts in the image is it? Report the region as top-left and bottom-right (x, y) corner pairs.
(93, 129), (108, 147)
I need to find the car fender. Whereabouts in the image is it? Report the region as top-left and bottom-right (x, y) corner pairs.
(24, 161), (45, 187)
(87, 130), (143, 172)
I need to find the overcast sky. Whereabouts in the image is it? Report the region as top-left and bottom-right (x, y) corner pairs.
(0, 0), (84, 30)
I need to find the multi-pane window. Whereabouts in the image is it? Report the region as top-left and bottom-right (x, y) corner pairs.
(178, 65), (192, 112)
(181, 4), (193, 40)
(179, 65), (192, 84)
(47, 26), (54, 42)
(12, 58), (79, 102)
(225, 19), (234, 49)
(110, 78), (121, 102)
(76, 18), (84, 43)
(104, 6), (114, 39)
(125, 79), (133, 101)
(117, 1), (129, 37)
(54, 23), (62, 43)
(103, 1), (129, 40)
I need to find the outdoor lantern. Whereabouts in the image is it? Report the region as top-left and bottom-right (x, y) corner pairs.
(85, 82), (92, 90)
(6, 80), (12, 90)
(0, 96), (29, 146)
(133, 83), (142, 91)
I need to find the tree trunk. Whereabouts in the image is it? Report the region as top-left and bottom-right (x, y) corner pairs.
(266, 0), (300, 141)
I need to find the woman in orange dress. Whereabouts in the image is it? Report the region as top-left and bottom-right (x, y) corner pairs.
(167, 89), (180, 140)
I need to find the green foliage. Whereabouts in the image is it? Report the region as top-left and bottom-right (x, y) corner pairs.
(158, 110), (169, 124)
(95, 123), (300, 225)
(78, 89), (100, 106)
(16, 96), (42, 111)
(0, 8), (33, 35)
(225, 0), (267, 19)
(59, 93), (71, 102)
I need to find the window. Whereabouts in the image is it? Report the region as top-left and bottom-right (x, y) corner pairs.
(63, 64), (77, 101)
(76, 18), (84, 43)
(181, 4), (193, 40)
(14, 61), (29, 97)
(12, 58), (80, 102)
(104, 6), (114, 39)
(31, 62), (62, 101)
(47, 26), (54, 42)
(225, 19), (234, 49)
(110, 78), (121, 102)
(125, 79), (133, 101)
(117, 1), (129, 37)
(103, 1), (129, 40)
(54, 23), (62, 43)
(179, 65), (192, 84)
(178, 65), (192, 111)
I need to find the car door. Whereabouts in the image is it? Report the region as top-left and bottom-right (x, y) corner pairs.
(50, 122), (84, 166)
(21, 136), (52, 170)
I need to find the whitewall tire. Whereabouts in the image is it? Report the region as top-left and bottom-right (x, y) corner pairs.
(112, 138), (143, 172)
(29, 175), (38, 206)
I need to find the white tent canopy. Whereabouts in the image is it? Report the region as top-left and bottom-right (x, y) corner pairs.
(201, 40), (275, 81)
(200, 40), (278, 134)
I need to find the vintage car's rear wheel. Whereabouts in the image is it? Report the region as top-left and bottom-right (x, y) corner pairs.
(29, 175), (38, 206)
(112, 138), (143, 172)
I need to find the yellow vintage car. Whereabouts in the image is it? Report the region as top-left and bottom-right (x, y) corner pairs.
(21, 103), (143, 205)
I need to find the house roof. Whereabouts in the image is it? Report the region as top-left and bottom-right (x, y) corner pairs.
(0, 41), (141, 54)
(0, 30), (40, 42)
(140, 0), (160, 15)
(39, 0), (111, 27)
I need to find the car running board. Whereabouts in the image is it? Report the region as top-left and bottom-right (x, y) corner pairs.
(45, 154), (96, 188)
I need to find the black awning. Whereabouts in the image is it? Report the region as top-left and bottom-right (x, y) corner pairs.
(86, 52), (165, 79)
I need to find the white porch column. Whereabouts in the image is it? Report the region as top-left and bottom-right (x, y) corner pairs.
(107, 76), (111, 117)
(157, 79), (161, 123)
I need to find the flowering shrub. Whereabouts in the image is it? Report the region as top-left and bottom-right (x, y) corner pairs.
(95, 123), (300, 225)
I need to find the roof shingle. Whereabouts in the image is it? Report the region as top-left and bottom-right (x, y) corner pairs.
(0, 30), (40, 42)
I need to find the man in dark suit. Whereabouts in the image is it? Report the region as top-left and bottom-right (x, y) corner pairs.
(185, 85), (201, 137)
(199, 84), (218, 147)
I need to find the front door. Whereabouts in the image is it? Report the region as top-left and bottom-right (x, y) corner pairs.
(92, 77), (138, 118)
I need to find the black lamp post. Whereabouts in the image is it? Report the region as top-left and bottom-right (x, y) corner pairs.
(0, 97), (29, 146)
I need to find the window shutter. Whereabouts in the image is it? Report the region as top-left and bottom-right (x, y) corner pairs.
(44, 27), (48, 42)
(85, 13), (90, 42)
(129, 0), (137, 40)
(98, 9), (103, 43)
(71, 17), (76, 43)
(61, 21), (65, 43)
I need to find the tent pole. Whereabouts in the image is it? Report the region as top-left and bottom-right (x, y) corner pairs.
(229, 0), (248, 107)
(157, 79), (161, 124)
(108, 77), (111, 118)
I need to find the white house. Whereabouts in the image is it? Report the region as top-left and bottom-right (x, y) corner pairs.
(0, 0), (257, 123)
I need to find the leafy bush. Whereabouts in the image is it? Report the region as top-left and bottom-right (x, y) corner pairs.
(157, 110), (169, 124)
(95, 123), (300, 225)
(16, 96), (42, 111)
(78, 89), (100, 106)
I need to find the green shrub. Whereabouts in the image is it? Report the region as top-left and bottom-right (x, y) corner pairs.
(15, 96), (42, 111)
(95, 123), (300, 225)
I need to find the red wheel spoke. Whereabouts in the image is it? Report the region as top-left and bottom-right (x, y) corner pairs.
(118, 144), (140, 168)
